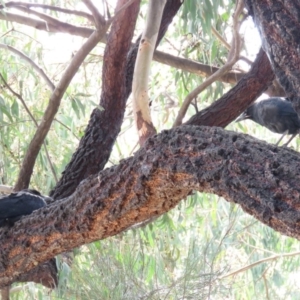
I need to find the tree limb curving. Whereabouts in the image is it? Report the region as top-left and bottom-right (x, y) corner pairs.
(1, 125), (300, 286)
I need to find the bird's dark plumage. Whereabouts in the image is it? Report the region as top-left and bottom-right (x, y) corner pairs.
(0, 189), (48, 227)
(236, 97), (300, 146)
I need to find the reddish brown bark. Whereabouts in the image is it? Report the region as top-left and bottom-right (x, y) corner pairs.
(51, 0), (183, 200)
(2, 0), (183, 288)
(245, 0), (300, 112)
(2, 126), (300, 287)
(15, 259), (57, 288)
(50, 0), (141, 199)
(185, 48), (274, 127)
(136, 112), (157, 146)
(4, 0), (300, 290)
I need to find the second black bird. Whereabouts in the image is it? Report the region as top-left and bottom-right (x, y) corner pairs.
(0, 189), (50, 227)
(236, 97), (300, 146)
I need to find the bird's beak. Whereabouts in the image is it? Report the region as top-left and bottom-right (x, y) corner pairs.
(235, 112), (248, 122)
(43, 196), (54, 204)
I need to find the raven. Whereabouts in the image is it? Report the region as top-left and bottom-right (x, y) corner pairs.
(0, 189), (50, 227)
(236, 97), (300, 146)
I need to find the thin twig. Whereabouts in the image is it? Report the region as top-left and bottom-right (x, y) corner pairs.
(211, 26), (231, 50)
(0, 74), (38, 126)
(14, 19), (107, 190)
(2, 143), (20, 166)
(0, 43), (55, 91)
(0, 74), (58, 182)
(0, 28), (14, 39)
(0, 12), (95, 38)
(1, 2), (94, 22)
(0, 12), (243, 84)
(11, 29), (43, 46)
(173, 0), (244, 127)
(54, 118), (80, 140)
(212, 20), (252, 65)
(10, 5), (94, 34)
(262, 269), (270, 300)
(219, 251), (300, 280)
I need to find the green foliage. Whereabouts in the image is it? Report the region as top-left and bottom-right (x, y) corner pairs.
(2, 1), (300, 300)
(0, 19), (103, 192)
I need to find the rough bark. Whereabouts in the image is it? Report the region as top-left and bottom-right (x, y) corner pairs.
(245, 0), (300, 112)
(51, 0), (183, 200)
(9, 0), (183, 287)
(185, 48), (274, 127)
(2, 126), (300, 286)
(50, 0), (141, 199)
(5, 0), (300, 290)
(15, 258), (57, 288)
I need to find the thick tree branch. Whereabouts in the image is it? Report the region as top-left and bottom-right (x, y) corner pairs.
(51, 0), (183, 200)
(185, 48), (274, 127)
(14, 26), (106, 190)
(50, 0), (141, 200)
(2, 126), (300, 286)
(113, 0), (139, 19)
(245, 0), (300, 112)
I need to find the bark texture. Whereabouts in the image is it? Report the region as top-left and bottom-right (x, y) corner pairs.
(2, 126), (300, 287)
(5, 0), (300, 290)
(245, 0), (300, 112)
(14, 0), (183, 288)
(51, 0), (183, 200)
(185, 48), (274, 127)
(50, 0), (141, 199)
(15, 258), (57, 288)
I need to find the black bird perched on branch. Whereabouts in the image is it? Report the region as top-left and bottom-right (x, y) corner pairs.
(236, 97), (300, 146)
(0, 189), (51, 227)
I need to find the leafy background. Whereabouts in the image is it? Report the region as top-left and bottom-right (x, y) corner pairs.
(1, 0), (300, 299)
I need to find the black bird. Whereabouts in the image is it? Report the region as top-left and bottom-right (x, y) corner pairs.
(236, 97), (300, 146)
(0, 189), (50, 227)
